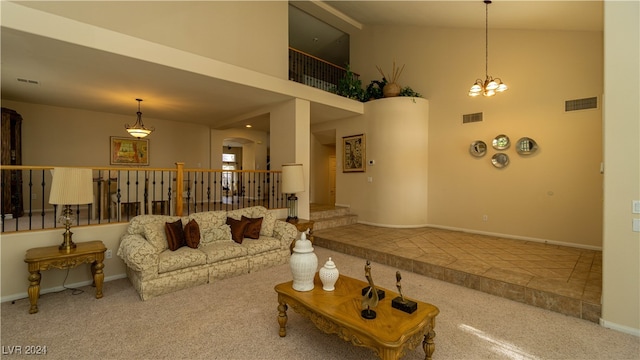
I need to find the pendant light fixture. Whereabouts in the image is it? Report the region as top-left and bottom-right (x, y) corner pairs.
(125, 98), (154, 138)
(468, 0), (508, 97)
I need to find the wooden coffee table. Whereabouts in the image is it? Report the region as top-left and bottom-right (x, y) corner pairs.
(275, 273), (439, 360)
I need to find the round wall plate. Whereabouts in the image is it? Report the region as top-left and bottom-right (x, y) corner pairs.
(491, 153), (509, 168)
(492, 134), (510, 150)
(516, 137), (538, 155)
(469, 140), (487, 157)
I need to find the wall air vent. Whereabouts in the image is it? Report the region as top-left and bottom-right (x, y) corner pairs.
(463, 112), (483, 124)
(17, 78), (39, 85)
(565, 97), (598, 112)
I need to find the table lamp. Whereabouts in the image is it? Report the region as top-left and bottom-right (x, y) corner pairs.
(49, 167), (94, 251)
(281, 164), (304, 222)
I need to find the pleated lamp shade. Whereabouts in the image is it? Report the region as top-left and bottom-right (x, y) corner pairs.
(49, 168), (94, 205)
(281, 164), (304, 194)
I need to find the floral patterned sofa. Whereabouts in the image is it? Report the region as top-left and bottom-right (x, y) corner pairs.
(117, 206), (297, 300)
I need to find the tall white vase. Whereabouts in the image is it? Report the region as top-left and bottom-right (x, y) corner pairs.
(290, 232), (318, 291)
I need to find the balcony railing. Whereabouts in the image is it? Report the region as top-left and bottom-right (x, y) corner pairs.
(0, 163), (285, 233)
(289, 47), (357, 92)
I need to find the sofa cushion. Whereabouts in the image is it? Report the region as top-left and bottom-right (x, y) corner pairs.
(132, 215), (182, 253)
(242, 215), (263, 239)
(200, 242), (249, 263)
(158, 247), (207, 274)
(227, 217), (250, 244)
(200, 224), (232, 245)
(241, 237), (281, 255)
(184, 219), (201, 249)
(250, 206), (276, 237)
(188, 211), (227, 237)
(165, 219), (186, 251)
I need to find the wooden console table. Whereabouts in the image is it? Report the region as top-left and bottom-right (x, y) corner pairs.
(24, 240), (106, 314)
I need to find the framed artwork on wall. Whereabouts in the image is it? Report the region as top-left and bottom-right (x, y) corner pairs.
(342, 134), (365, 172)
(110, 137), (149, 165)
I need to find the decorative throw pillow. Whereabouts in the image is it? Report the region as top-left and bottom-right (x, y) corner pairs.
(226, 217), (249, 244)
(242, 215), (263, 239)
(184, 219), (201, 249)
(165, 219), (186, 251)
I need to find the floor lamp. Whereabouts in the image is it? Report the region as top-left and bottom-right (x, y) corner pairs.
(281, 164), (304, 222)
(49, 168), (94, 251)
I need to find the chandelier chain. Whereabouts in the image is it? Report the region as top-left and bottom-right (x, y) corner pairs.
(485, 0), (489, 77)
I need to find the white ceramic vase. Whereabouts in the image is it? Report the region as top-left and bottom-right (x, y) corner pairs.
(319, 257), (339, 291)
(290, 232), (318, 291)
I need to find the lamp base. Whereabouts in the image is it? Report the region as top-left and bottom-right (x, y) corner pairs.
(286, 194), (298, 222)
(59, 229), (76, 252)
(391, 296), (418, 314)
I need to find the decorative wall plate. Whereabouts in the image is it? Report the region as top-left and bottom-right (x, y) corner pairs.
(491, 153), (509, 168)
(492, 134), (510, 150)
(469, 140), (487, 157)
(516, 137), (538, 155)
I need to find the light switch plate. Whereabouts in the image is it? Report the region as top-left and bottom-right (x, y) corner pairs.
(633, 200), (640, 214)
(633, 219), (640, 232)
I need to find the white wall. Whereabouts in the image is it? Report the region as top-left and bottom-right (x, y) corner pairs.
(17, 1), (289, 79)
(348, 26), (604, 248)
(334, 97), (430, 226)
(601, 0), (640, 335)
(1, 224), (129, 302)
(2, 100), (210, 169)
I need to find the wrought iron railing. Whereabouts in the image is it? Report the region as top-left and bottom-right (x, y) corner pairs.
(289, 47), (357, 92)
(0, 163), (285, 232)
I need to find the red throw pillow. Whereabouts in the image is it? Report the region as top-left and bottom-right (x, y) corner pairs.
(226, 217), (249, 244)
(184, 219), (201, 249)
(242, 215), (263, 239)
(165, 219), (186, 251)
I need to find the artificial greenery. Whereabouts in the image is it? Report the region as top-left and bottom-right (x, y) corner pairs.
(336, 64), (422, 103)
(365, 78), (386, 101)
(334, 64), (365, 101)
(399, 86), (422, 98)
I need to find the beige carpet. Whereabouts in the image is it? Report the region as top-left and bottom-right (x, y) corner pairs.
(1, 247), (638, 360)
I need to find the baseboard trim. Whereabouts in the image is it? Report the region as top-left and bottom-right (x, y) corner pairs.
(356, 221), (602, 251)
(600, 319), (640, 336)
(1, 273), (127, 304)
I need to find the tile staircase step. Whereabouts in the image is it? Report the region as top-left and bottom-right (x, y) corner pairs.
(312, 214), (358, 231)
(309, 206), (351, 220)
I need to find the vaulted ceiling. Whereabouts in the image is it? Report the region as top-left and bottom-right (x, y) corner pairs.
(1, 1), (603, 134)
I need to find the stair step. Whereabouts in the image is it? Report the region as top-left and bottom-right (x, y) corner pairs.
(313, 214), (358, 231)
(310, 206), (351, 220)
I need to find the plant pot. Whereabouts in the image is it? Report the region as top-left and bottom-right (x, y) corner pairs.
(383, 82), (401, 97)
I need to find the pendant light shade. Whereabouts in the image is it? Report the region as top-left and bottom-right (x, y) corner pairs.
(468, 0), (508, 97)
(125, 98), (154, 138)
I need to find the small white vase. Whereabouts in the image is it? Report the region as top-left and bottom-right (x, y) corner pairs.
(319, 257), (339, 291)
(290, 232), (318, 291)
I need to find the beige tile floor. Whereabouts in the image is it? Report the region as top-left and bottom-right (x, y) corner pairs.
(312, 222), (602, 323)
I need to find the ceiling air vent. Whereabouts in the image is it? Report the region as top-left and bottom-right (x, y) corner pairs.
(565, 97), (598, 112)
(463, 112), (483, 124)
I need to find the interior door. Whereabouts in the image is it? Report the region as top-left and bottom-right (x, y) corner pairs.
(329, 155), (336, 205)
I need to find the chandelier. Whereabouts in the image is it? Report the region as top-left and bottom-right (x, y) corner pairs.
(468, 0), (508, 97)
(125, 98), (154, 138)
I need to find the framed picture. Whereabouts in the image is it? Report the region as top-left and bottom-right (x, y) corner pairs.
(342, 134), (366, 172)
(110, 137), (149, 165)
